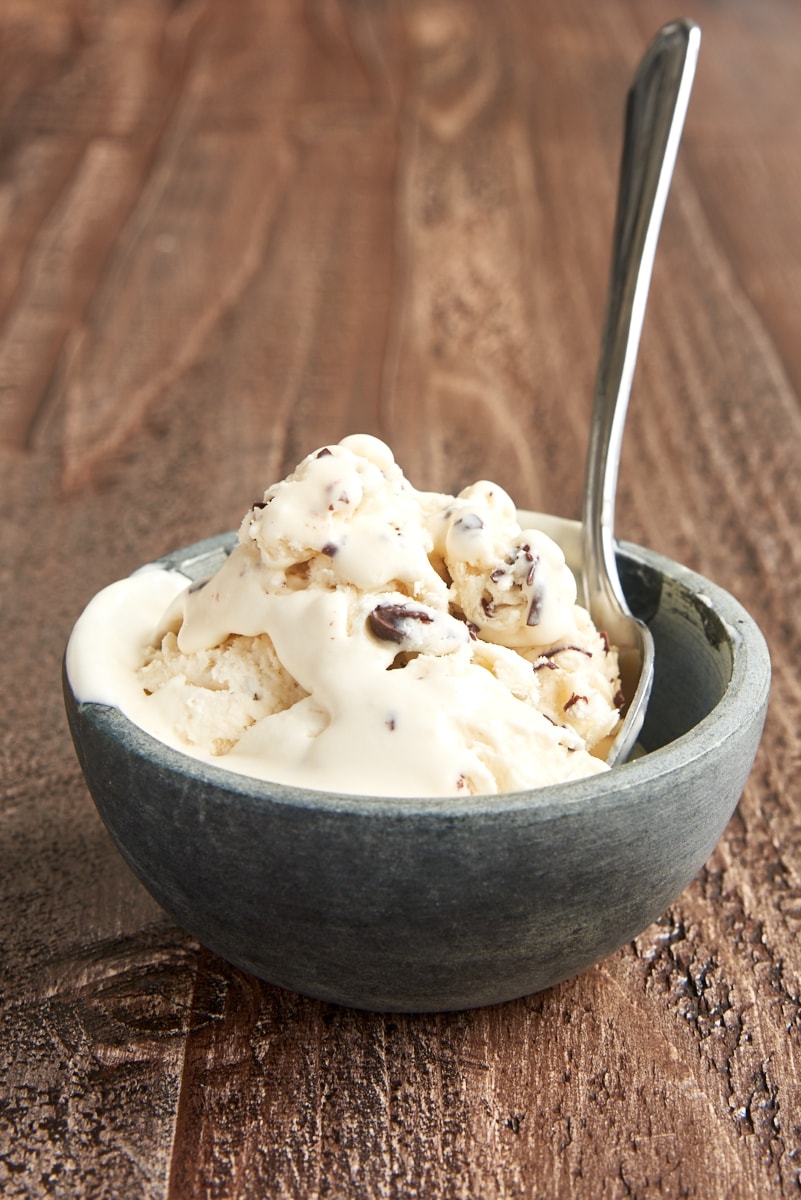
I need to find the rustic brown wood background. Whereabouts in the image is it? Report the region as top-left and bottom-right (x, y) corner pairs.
(2, 0), (800, 1196)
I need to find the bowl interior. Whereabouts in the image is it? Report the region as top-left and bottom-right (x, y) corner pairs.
(620, 552), (733, 750)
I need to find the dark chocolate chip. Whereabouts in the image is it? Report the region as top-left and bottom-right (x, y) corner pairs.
(563, 693), (588, 712)
(369, 604), (435, 644)
(321, 542), (338, 557)
(541, 644), (593, 661)
(526, 585), (544, 626)
(455, 513), (483, 532)
(316, 447), (333, 458)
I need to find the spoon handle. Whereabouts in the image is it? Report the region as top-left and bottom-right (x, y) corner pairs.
(582, 20), (701, 638)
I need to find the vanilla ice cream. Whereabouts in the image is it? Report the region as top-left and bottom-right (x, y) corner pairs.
(66, 435), (623, 797)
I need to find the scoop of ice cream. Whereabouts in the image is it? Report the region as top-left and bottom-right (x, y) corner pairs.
(139, 631), (307, 755)
(239, 434), (450, 602)
(435, 481), (582, 649)
(87, 435), (622, 797)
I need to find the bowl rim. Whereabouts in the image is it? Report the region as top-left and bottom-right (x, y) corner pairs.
(66, 527), (771, 824)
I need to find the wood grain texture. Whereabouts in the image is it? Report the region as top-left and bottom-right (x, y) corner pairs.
(2, 1), (800, 1196)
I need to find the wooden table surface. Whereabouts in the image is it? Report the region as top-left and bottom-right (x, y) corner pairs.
(2, 1), (800, 1196)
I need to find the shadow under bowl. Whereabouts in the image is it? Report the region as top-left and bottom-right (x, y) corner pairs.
(64, 529), (770, 1012)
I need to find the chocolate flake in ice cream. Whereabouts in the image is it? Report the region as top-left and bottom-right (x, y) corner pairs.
(66, 435), (623, 797)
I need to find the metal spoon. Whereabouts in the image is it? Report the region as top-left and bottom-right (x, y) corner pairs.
(582, 19), (700, 765)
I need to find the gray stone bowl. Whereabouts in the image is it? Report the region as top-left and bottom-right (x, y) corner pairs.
(63, 518), (770, 1012)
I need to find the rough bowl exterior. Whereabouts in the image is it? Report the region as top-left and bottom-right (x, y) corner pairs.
(64, 533), (770, 1012)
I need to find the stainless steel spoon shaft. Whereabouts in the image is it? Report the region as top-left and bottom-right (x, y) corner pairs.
(583, 19), (700, 763)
